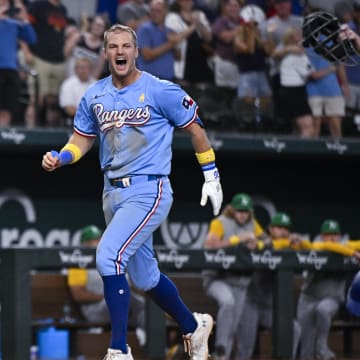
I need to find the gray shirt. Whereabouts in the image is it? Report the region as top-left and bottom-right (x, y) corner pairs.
(261, 14), (303, 76)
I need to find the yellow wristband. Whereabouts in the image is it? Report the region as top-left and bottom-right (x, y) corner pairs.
(229, 235), (241, 246)
(60, 143), (82, 164)
(195, 148), (215, 165)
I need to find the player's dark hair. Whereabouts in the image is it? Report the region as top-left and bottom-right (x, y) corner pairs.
(103, 24), (138, 48)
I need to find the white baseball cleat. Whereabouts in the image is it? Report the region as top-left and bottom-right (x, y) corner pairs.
(102, 345), (134, 360)
(183, 312), (214, 360)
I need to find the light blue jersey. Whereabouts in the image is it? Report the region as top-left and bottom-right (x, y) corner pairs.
(306, 48), (342, 97)
(74, 71), (200, 179)
(47, 28), (215, 355)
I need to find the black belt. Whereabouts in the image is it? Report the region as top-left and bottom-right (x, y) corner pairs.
(109, 175), (163, 188)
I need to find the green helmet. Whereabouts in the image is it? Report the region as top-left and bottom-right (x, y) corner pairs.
(321, 219), (341, 234)
(270, 212), (292, 228)
(231, 193), (253, 211)
(80, 225), (102, 243)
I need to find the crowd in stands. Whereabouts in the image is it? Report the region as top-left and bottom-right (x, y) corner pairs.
(2, 0), (360, 137)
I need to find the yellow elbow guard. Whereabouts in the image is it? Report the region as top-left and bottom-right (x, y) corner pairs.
(60, 143), (82, 164)
(195, 148), (215, 165)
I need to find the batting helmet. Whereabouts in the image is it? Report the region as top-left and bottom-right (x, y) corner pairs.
(346, 271), (360, 317)
(302, 10), (358, 65)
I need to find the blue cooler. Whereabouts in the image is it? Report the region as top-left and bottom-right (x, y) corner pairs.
(37, 327), (69, 359)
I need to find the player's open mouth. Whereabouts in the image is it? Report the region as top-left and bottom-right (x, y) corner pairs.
(115, 58), (127, 70)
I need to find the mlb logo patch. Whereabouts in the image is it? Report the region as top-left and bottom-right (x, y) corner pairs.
(182, 95), (194, 110)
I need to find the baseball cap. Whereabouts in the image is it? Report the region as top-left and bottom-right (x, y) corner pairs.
(80, 225), (102, 243)
(270, 212), (292, 228)
(320, 219), (341, 234)
(231, 193), (253, 211)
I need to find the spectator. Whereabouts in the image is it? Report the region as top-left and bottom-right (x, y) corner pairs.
(59, 57), (96, 127)
(211, 0), (242, 90)
(67, 225), (146, 347)
(0, 0), (36, 127)
(194, 0), (221, 23)
(262, 0), (303, 130)
(334, 0), (353, 24)
(296, 219), (355, 360)
(278, 27), (315, 137)
(64, 14), (107, 79)
(243, 0), (269, 14)
(233, 4), (273, 131)
(306, 48), (349, 138)
(236, 212), (302, 360)
(25, 0), (69, 127)
(61, 0), (97, 24)
(136, 0), (190, 81)
(117, 0), (150, 31)
(165, 0), (214, 86)
(203, 193), (269, 360)
(264, 0), (303, 61)
(96, 0), (118, 25)
(345, 0), (360, 114)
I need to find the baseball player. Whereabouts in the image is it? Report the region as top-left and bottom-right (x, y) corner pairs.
(202, 193), (269, 360)
(41, 24), (223, 360)
(236, 212), (301, 360)
(296, 220), (350, 360)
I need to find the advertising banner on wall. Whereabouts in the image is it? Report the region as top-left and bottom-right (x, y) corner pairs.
(1, 140), (360, 249)
(0, 187), (282, 249)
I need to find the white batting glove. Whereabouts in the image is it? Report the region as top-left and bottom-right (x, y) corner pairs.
(200, 167), (223, 216)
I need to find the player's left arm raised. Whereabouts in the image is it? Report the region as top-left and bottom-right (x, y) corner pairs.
(42, 132), (95, 172)
(183, 122), (223, 216)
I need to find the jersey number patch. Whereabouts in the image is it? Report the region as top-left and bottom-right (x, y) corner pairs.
(182, 96), (194, 110)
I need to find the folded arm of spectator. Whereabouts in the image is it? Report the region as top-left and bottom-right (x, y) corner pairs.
(140, 30), (192, 61)
(271, 43), (303, 60)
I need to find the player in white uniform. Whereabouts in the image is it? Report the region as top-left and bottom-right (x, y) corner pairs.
(41, 24), (223, 360)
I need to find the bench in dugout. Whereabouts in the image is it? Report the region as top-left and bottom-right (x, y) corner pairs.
(31, 271), (145, 358)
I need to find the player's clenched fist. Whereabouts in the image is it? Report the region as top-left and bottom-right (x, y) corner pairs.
(42, 151), (60, 172)
(42, 143), (82, 171)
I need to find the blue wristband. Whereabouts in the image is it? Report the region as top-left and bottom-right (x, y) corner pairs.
(201, 162), (216, 172)
(51, 149), (73, 166)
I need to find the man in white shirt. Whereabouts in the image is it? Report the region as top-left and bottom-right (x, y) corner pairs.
(59, 57), (96, 126)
